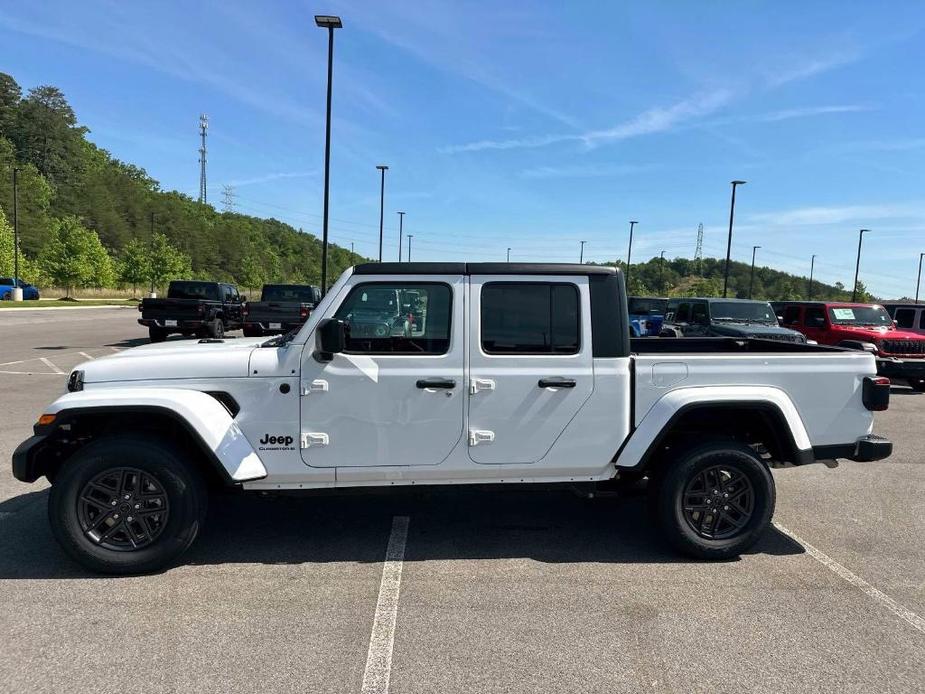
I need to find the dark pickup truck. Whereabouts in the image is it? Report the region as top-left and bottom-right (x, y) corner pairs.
(243, 284), (321, 337)
(138, 280), (245, 342)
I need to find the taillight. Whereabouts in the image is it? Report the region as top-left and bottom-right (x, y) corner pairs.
(300, 305), (309, 319)
(862, 376), (890, 411)
(198, 304), (205, 315)
(137, 304), (143, 312)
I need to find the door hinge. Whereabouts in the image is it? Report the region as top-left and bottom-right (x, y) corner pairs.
(468, 429), (495, 446)
(301, 432), (329, 449)
(300, 379), (329, 396)
(470, 378), (496, 394)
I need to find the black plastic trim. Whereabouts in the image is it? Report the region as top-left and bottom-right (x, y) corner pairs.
(589, 271), (629, 358)
(813, 435), (892, 462)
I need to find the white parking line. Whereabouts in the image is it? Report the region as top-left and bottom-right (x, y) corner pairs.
(774, 521), (925, 634)
(38, 357), (65, 375)
(361, 516), (410, 694)
(79, 351), (94, 360)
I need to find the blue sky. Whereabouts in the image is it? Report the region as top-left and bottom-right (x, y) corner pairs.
(1, 1), (924, 297)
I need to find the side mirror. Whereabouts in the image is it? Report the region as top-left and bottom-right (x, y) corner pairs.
(315, 318), (346, 360)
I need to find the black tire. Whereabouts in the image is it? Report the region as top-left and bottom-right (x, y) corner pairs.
(242, 326), (262, 338)
(207, 318), (225, 339)
(1, 291), (10, 300)
(148, 326), (167, 343)
(659, 327), (682, 338)
(653, 442), (775, 560)
(48, 436), (207, 575)
(908, 379), (925, 392)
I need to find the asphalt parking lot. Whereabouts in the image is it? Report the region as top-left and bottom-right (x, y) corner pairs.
(0, 307), (923, 694)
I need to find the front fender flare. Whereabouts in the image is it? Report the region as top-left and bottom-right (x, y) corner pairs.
(615, 386), (811, 469)
(41, 388), (266, 483)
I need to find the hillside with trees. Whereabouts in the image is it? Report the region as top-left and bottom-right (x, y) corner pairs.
(0, 72), (363, 295)
(609, 255), (873, 302)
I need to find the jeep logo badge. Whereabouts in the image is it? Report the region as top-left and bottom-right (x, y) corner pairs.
(259, 434), (295, 449)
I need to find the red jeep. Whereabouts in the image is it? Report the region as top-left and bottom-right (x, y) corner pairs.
(773, 301), (925, 390)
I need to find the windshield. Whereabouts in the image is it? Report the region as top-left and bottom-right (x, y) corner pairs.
(167, 281), (220, 301)
(261, 285), (317, 303)
(828, 305), (892, 326)
(710, 301), (777, 323)
(628, 297), (668, 315)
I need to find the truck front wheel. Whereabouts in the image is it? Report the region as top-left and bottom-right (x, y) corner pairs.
(148, 327), (167, 343)
(654, 443), (775, 559)
(48, 436), (207, 575)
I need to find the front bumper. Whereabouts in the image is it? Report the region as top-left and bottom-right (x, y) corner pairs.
(806, 434), (893, 464)
(876, 357), (925, 382)
(12, 433), (51, 483)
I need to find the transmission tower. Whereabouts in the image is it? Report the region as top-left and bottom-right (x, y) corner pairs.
(221, 185), (236, 213)
(694, 222), (704, 274)
(198, 114), (208, 204)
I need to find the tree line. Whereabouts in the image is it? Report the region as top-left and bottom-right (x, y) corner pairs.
(0, 72), (364, 296)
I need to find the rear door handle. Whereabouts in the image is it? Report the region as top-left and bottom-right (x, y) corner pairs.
(417, 378), (456, 389)
(538, 378), (576, 389)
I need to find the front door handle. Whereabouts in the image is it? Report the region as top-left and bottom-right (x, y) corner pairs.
(538, 378), (576, 389)
(416, 378), (456, 389)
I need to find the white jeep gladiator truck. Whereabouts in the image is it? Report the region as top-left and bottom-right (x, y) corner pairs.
(13, 263), (892, 574)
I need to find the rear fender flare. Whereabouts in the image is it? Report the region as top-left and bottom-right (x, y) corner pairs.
(615, 386), (810, 470)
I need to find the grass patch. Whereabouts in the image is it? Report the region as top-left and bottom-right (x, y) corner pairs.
(0, 298), (139, 309)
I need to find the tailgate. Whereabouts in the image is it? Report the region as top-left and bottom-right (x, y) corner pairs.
(246, 302), (304, 323)
(141, 299), (204, 320)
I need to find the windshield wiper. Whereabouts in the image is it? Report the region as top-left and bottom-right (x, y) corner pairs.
(261, 327), (300, 348)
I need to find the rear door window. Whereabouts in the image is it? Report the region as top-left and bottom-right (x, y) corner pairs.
(675, 303), (690, 322)
(691, 302), (708, 324)
(480, 283), (580, 354)
(782, 306), (802, 326)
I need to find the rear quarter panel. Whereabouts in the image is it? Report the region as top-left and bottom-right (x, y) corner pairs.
(633, 352), (877, 447)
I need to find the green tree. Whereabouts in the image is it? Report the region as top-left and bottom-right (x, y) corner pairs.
(37, 216), (114, 297)
(146, 231), (192, 293)
(0, 73), (21, 138)
(0, 207), (39, 283)
(117, 237), (151, 297)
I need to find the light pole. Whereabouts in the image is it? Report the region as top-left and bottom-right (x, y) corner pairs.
(506, 247), (511, 262)
(749, 245), (761, 299)
(808, 254), (816, 300)
(658, 250), (667, 293)
(852, 228), (870, 302)
(11, 167), (21, 301)
(579, 240), (586, 264)
(315, 14), (342, 294)
(148, 212), (157, 296)
(407, 234), (413, 262)
(350, 241), (354, 257)
(375, 165), (389, 262)
(397, 211), (405, 261)
(916, 252), (925, 304)
(626, 220), (637, 289)
(723, 180), (746, 298)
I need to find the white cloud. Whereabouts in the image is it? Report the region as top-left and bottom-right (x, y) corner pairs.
(755, 105), (872, 122)
(748, 203), (925, 226)
(763, 49), (861, 87)
(225, 171), (317, 187)
(440, 89), (733, 154)
(520, 163), (658, 179)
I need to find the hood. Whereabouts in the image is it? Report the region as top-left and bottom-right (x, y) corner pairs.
(78, 337), (267, 384)
(711, 323), (804, 339)
(838, 325), (924, 341)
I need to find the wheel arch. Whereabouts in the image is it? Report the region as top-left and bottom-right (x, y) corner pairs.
(615, 389), (811, 474)
(16, 389), (266, 486)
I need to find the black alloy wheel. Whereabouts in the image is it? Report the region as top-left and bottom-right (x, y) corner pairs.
(681, 464), (755, 540)
(77, 467), (170, 551)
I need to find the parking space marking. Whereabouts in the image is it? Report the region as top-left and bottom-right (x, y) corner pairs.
(79, 351), (94, 359)
(361, 516), (410, 694)
(38, 357), (65, 374)
(774, 521), (925, 634)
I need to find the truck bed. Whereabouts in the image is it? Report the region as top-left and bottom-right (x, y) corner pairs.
(631, 336), (838, 354)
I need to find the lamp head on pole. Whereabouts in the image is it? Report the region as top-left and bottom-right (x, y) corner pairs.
(314, 15), (342, 28)
(731, 180), (746, 186)
(376, 164), (389, 172)
(860, 228), (870, 236)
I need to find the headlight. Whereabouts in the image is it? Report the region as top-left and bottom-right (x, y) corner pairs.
(67, 370), (84, 392)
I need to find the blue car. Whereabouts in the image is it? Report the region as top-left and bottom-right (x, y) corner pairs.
(0, 277), (40, 300)
(628, 296), (668, 337)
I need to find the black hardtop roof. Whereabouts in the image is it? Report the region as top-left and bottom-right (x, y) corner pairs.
(169, 279), (228, 287)
(772, 300), (885, 307)
(881, 302), (922, 308)
(262, 282), (319, 288)
(669, 297), (773, 304)
(353, 262), (618, 277)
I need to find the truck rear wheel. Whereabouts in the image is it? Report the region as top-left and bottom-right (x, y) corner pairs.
(148, 327), (167, 343)
(654, 443), (775, 559)
(48, 436), (207, 575)
(907, 378), (925, 392)
(207, 319), (224, 339)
